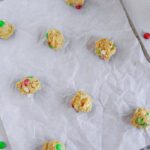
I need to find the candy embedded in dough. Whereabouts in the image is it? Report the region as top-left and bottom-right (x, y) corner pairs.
(45, 29), (64, 50)
(71, 91), (93, 112)
(16, 76), (41, 95)
(95, 38), (116, 61)
(0, 20), (15, 39)
(42, 140), (65, 150)
(65, 0), (85, 9)
(131, 108), (150, 129)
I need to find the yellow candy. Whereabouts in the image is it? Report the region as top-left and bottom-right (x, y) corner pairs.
(95, 38), (116, 61)
(0, 20), (15, 39)
(46, 29), (64, 50)
(16, 76), (41, 95)
(42, 140), (65, 150)
(71, 91), (93, 112)
(131, 108), (150, 129)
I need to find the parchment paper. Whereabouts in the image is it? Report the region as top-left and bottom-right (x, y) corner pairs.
(0, 0), (150, 150)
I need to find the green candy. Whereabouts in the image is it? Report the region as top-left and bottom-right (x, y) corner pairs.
(146, 112), (150, 117)
(56, 144), (62, 150)
(0, 20), (5, 27)
(142, 122), (148, 128)
(49, 45), (54, 49)
(95, 49), (101, 56)
(0, 141), (7, 149)
(28, 76), (33, 78)
(67, 2), (73, 6)
(45, 32), (48, 38)
(111, 44), (116, 50)
(136, 117), (149, 128)
(136, 118), (144, 125)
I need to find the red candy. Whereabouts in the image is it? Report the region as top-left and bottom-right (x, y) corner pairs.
(75, 5), (82, 9)
(24, 79), (30, 86)
(143, 33), (150, 39)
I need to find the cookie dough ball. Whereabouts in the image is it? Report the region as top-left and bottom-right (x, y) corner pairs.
(16, 76), (41, 95)
(71, 91), (93, 112)
(95, 38), (116, 61)
(131, 108), (150, 129)
(42, 140), (65, 150)
(66, 0), (85, 9)
(0, 20), (15, 39)
(45, 29), (64, 50)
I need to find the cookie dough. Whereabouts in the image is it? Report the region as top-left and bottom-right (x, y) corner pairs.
(16, 76), (41, 95)
(95, 38), (116, 61)
(0, 20), (15, 39)
(45, 29), (64, 50)
(65, 0), (85, 9)
(131, 108), (150, 129)
(71, 91), (93, 112)
(42, 140), (65, 150)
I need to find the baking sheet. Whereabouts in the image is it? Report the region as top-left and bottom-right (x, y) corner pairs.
(0, 0), (150, 150)
(123, 0), (150, 56)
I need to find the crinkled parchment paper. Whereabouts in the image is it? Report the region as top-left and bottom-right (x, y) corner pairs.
(0, 0), (150, 150)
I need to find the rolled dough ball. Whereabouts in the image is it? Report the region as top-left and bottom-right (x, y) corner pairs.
(42, 140), (65, 150)
(95, 38), (116, 61)
(0, 20), (15, 39)
(71, 91), (93, 112)
(16, 76), (41, 95)
(65, 0), (85, 9)
(131, 108), (150, 129)
(45, 29), (64, 50)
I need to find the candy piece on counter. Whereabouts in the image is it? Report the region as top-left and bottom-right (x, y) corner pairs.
(42, 140), (65, 150)
(71, 91), (93, 112)
(16, 76), (41, 95)
(45, 29), (64, 50)
(95, 38), (116, 61)
(65, 0), (85, 9)
(131, 108), (150, 129)
(0, 20), (15, 40)
(143, 33), (150, 39)
(0, 141), (7, 149)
